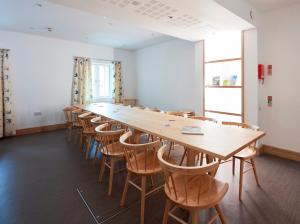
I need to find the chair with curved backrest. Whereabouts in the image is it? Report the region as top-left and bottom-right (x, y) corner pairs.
(95, 123), (125, 196)
(78, 112), (96, 159)
(63, 106), (77, 141)
(157, 145), (229, 224)
(120, 131), (163, 224)
(190, 116), (217, 123)
(222, 121), (260, 200)
(71, 108), (86, 144)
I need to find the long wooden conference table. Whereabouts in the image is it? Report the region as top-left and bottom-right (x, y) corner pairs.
(81, 103), (265, 161)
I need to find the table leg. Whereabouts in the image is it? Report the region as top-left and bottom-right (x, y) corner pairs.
(186, 148), (199, 166)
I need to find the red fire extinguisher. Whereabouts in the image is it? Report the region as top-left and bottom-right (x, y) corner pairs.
(258, 64), (264, 83)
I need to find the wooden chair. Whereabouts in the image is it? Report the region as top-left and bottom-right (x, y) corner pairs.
(222, 121), (260, 200)
(78, 112), (96, 159)
(63, 106), (77, 141)
(71, 109), (86, 144)
(178, 116), (218, 166)
(157, 145), (229, 224)
(120, 131), (163, 224)
(95, 123), (125, 196)
(190, 116), (217, 123)
(166, 111), (186, 116)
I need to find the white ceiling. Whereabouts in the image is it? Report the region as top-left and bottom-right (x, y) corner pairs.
(48, 0), (253, 41)
(0, 0), (173, 49)
(0, 0), (254, 49)
(246, 0), (300, 12)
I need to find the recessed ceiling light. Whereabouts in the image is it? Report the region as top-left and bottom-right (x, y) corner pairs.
(131, 1), (140, 6)
(35, 3), (43, 7)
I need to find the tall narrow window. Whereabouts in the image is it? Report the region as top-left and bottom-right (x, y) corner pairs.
(204, 32), (244, 122)
(91, 61), (113, 102)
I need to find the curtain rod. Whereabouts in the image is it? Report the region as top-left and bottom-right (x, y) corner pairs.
(0, 49), (10, 51)
(73, 56), (120, 63)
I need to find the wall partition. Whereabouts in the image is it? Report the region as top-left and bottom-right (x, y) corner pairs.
(204, 32), (244, 122)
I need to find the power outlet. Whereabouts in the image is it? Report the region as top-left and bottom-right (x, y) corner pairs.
(34, 112), (42, 116)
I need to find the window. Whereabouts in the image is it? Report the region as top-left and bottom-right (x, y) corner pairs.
(204, 31), (244, 122)
(91, 61), (113, 102)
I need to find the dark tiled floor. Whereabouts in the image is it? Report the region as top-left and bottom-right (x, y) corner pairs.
(0, 130), (299, 224)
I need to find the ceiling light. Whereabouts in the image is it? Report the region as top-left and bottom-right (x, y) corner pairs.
(35, 3), (43, 7)
(131, 1), (140, 6)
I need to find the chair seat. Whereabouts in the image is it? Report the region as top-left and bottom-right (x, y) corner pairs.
(234, 147), (256, 159)
(126, 151), (162, 175)
(101, 142), (124, 157)
(165, 174), (228, 209)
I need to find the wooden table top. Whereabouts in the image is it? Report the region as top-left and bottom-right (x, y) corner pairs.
(80, 103), (265, 160)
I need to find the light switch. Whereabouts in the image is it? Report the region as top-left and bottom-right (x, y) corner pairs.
(267, 96), (272, 107)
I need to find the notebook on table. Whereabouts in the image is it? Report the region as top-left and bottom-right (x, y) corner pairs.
(181, 126), (204, 135)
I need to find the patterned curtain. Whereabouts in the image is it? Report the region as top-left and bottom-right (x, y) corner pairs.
(0, 49), (16, 137)
(71, 57), (92, 106)
(112, 61), (123, 104)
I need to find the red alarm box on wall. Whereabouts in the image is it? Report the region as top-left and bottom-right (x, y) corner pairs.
(258, 64), (265, 81)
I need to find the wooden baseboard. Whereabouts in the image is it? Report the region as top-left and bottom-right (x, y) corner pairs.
(261, 145), (300, 162)
(16, 123), (66, 136)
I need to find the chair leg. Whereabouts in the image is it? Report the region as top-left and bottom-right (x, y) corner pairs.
(239, 159), (244, 201)
(98, 156), (107, 183)
(215, 204), (226, 224)
(120, 171), (131, 206)
(251, 158), (260, 187)
(232, 157), (235, 175)
(80, 132), (83, 147)
(179, 148), (187, 166)
(94, 142), (100, 161)
(85, 136), (92, 160)
(150, 175), (155, 188)
(191, 210), (199, 224)
(108, 158), (115, 196)
(140, 176), (147, 224)
(162, 199), (172, 224)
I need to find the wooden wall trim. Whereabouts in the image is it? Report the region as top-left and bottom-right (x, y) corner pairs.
(261, 145), (300, 162)
(16, 123), (66, 136)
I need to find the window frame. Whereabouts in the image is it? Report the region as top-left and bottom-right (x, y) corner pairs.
(91, 60), (114, 103)
(203, 32), (244, 122)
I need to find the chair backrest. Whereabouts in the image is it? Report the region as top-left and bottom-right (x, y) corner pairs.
(190, 116), (217, 123)
(157, 145), (220, 205)
(63, 106), (76, 123)
(72, 109), (86, 126)
(120, 131), (161, 173)
(166, 111), (185, 116)
(95, 123), (125, 154)
(78, 112), (96, 133)
(222, 121), (259, 130)
(222, 121), (259, 147)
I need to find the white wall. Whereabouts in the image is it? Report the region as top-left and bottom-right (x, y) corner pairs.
(135, 35), (258, 122)
(135, 39), (204, 115)
(244, 29), (258, 125)
(258, 4), (300, 152)
(0, 30), (136, 129)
